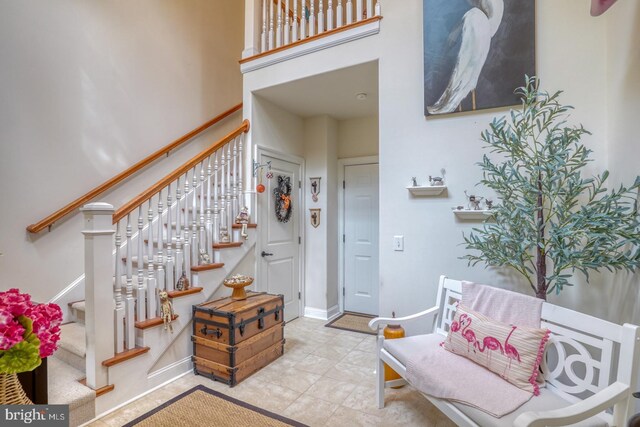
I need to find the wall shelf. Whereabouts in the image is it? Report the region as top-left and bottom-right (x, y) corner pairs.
(452, 209), (494, 220)
(407, 185), (447, 196)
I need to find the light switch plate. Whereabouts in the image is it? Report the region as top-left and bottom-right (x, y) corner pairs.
(393, 235), (404, 251)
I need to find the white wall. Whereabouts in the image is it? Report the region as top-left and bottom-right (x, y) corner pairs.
(252, 96), (305, 158)
(604, 1), (640, 327)
(338, 116), (379, 159)
(0, 0), (244, 302)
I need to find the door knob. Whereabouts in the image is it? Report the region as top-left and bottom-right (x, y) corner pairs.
(261, 251), (274, 257)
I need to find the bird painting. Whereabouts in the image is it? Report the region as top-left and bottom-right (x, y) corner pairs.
(424, 0), (535, 116)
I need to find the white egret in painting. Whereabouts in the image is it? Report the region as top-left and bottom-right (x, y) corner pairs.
(427, 0), (504, 114)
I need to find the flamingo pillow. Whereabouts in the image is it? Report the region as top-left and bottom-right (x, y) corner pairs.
(443, 304), (550, 395)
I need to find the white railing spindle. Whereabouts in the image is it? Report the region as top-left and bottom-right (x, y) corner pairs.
(347, 0), (353, 24)
(269, 0), (275, 50)
(182, 172), (191, 282)
(146, 200), (157, 318)
(356, 0), (363, 21)
(366, 0), (372, 18)
(238, 135), (244, 214)
(261, 0), (267, 52)
(276, 0), (282, 47)
(375, 0), (380, 16)
(174, 177), (184, 287)
(156, 190), (165, 293)
(219, 146), (227, 243)
(284, 0), (290, 45)
(165, 183), (174, 291)
(300, 0), (307, 39)
(213, 152), (220, 245)
(318, 0), (325, 34)
(232, 138), (238, 221)
(206, 158), (213, 261)
(337, 0), (343, 27)
(292, 0), (298, 42)
(136, 206), (146, 323)
(114, 223), (124, 353)
(309, 1), (316, 36)
(125, 215), (135, 349)
(226, 143), (233, 235)
(327, 0), (334, 30)
(199, 163), (207, 257)
(191, 169), (199, 262)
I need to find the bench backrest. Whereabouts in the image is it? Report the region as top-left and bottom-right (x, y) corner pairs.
(432, 275), (639, 415)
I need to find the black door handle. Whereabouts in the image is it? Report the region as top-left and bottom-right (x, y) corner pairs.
(261, 251), (274, 257)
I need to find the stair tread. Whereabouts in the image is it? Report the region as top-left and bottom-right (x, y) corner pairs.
(135, 315), (179, 330)
(167, 287), (203, 298)
(232, 223), (257, 229)
(191, 262), (224, 272)
(102, 346), (150, 367)
(70, 300), (85, 312)
(48, 357), (95, 409)
(59, 322), (86, 358)
(213, 242), (243, 249)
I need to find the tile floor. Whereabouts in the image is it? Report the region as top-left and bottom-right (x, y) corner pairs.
(87, 317), (456, 427)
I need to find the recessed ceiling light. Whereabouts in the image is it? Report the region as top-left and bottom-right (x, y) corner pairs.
(356, 93), (367, 100)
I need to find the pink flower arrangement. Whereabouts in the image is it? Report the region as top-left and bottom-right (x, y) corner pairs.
(0, 289), (62, 373)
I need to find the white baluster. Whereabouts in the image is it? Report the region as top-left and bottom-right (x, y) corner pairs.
(375, 0), (380, 16)
(318, 0), (325, 33)
(213, 151), (220, 245)
(337, 0), (343, 27)
(182, 172), (191, 282)
(276, 0), (282, 47)
(174, 177), (184, 288)
(356, 0), (363, 21)
(226, 144), (232, 235)
(347, 0), (353, 24)
(309, 1), (316, 36)
(219, 146), (228, 243)
(366, 0), (372, 18)
(125, 215), (135, 349)
(165, 183), (174, 291)
(284, 0), (290, 45)
(261, 0), (267, 52)
(327, 0), (334, 30)
(114, 223), (124, 353)
(292, 0), (298, 41)
(191, 168), (199, 261)
(136, 206), (146, 323)
(237, 136), (244, 215)
(232, 138), (239, 221)
(206, 157), (214, 260)
(146, 200), (157, 318)
(199, 162), (206, 256)
(269, 0), (275, 50)
(156, 190), (165, 294)
(300, 0), (307, 39)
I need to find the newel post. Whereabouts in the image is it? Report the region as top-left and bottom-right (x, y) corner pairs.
(81, 202), (115, 390)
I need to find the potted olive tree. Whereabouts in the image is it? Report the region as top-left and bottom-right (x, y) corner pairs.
(463, 77), (640, 300)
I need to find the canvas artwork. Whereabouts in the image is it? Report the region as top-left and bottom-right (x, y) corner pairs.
(424, 0), (535, 116)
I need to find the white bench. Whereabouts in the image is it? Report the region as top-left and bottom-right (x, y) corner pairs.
(369, 275), (640, 426)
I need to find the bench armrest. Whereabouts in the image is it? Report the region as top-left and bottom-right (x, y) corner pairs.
(513, 382), (629, 427)
(368, 306), (439, 331)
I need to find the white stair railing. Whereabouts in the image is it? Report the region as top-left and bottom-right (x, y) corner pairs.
(81, 121), (249, 391)
(258, 0), (381, 54)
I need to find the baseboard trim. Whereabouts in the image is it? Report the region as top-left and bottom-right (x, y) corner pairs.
(304, 304), (340, 321)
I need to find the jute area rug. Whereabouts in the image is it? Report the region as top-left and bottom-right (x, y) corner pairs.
(124, 385), (307, 427)
(325, 312), (376, 335)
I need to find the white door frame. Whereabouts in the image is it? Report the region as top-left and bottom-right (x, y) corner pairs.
(255, 145), (305, 320)
(338, 155), (379, 313)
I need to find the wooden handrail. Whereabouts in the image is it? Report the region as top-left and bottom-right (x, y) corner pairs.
(113, 120), (250, 224)
(26, 103), (242, 233)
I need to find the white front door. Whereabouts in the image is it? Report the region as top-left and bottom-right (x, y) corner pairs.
(344, 163), (379, 315)
(258, 152), (301, 322)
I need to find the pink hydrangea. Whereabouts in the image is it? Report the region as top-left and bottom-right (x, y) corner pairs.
(26, 303), (62, 358)
(0, 312), (25, 351)
(0, 289), (32, 317)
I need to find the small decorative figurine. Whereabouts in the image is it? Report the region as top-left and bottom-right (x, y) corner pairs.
(199, 248), (211, 264)
(465, 190), (484, 210)
(158, 290), (174, 333)
(176, 271), (190, 291)
(411, 177), (418, 187)
(429, 175), (444, 186)
(219, 227), (230, 243)
(485, 198), (494, 210)
(235, 206), (250, 240)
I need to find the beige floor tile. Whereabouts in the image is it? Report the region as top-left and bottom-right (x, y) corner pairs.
(342, 349), (378, 368)
(330, 334), (366, 349)
(312, 343), (352, 361)
(282, 394), (339, 427)
(268, 367), (322, 393)
(355, 336), (377, 352)
(323, 361), (376, 384)
(224, 377), (302, 413)
(325, 405), (385, 427)
(342, 384), (389, 416)
(294, 354), (336, 375)
(303, 377), (357, 404)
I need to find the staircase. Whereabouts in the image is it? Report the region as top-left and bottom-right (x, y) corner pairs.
(48, 120), (254, 424)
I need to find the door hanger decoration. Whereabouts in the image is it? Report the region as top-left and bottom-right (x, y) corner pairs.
(273, 176), (293, 223)
(310, 177), (321, 202)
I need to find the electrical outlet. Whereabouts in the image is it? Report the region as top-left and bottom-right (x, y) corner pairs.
(393, 235), (404, 251)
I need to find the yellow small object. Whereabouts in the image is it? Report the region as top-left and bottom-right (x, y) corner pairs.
(383, 314), (405, 388)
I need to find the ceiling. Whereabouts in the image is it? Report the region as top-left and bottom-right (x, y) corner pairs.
(254, 61), (379, 120)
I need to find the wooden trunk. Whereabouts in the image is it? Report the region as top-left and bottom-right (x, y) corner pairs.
(192, 292), (285, 386)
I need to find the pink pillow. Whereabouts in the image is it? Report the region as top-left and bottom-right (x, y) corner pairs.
(443, 304), (550, 395)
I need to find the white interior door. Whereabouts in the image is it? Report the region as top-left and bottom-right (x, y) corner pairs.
(344, 163), (379, 315)
(258, 153), (301, 322)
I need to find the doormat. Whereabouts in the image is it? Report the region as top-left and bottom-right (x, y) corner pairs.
(123, 385), (308, 427)
(325, 312), (376, 335)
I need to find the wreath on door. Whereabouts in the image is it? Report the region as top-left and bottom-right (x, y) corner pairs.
(273, 175), (293, 223)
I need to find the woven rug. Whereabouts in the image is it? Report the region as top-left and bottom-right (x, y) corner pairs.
(123, 385), (307, 427)
(325, 312), (376, 335)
